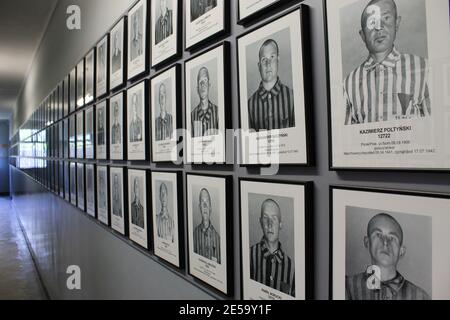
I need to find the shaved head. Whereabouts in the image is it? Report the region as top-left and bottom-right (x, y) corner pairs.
(260, 199), (281, 221)
(367, 213), (403, 245)
(361, 0), (398, 29)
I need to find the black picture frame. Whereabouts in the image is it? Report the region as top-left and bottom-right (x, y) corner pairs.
(184, 0), (230, 52)
(110, 16), (128, 92)
(76, 58), (85, 109)
(69, 68), (77, 114)
(236, 4), (314, 167)
(238, 177), (314, 300)
(185, 172), (234, 297)
(329, 185), (450, 300)
(97, 165), (111, 227)
(150, 0), (182, 69)
(110, 91), (127, 161)
(150, 63), (182, 164)
(96, 34), (110, 99)
(69, 162), (77, 206)
(110, 166), (129, 236)
(86, 163), (97, 218)
(151, 170), (185, 270)
(76, 110), (85, 159)
(85, 105), (96, 160)
(77, 162), (86, 211)
(96, 99), (109, 160)
(85, 48), (96, 105)
(183, 41), (232, 165)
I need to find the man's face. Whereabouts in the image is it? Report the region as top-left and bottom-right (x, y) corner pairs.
(113, 175), (119, 195)
(365, 216), (405, 269)
(160, 0), (167, 13)
(99, 112), (104, 128)
(114, 104), (119, 122)
(199, 190), (211, 225)
(360, 0), (400, 55)
(258, 42), (279, 84)
(160, 184), (168, 207)
(159, 85), (167, 112)
(260, 201), (281, 244)
(197, 70), (210, 101)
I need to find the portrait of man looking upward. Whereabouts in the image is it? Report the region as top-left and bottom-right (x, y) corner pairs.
(111, 102), (121, 145)
(155, 0), (173, 44)
(250, 199), (295, 297)
(155, 83), (174, 141)
(248, 39), (296, 132)
(193, 188), (221, 263)
(129, 93), (143, 143)
(344, 0), (430, 125)
(156, 182), (175, 242)
(346, 213), (430, 300)
(130, 11), (143, 61)
(191, 67), (219, 138)
(112, 174), (122, 218)
(131, 177), (145, 228)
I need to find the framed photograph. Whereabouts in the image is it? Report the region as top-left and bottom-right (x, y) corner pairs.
(110, 92), (126, 160)
(237, 6), (312, 166)
(63, 77), (69, 116)
(86, 163), (96, 218)
(85, 106), (95, 159)
(151, 171), (184, 268)
(128, 0), (149, 80)
(185, 42), (230, 164)
(186, 173), (233, 295)
(59, 161), (64, 198)
(69, 115), (76, 158)
(77, 163), (85, 211)
(128, 169), (150, 249)
(70, 162), (77, 205)
(97, 166), (110, 226)
(237, 0), (285, 25)
(127, 81), (149, 161)
(58, 121), (63, 158)
(64, 161), (70, 202)
(76, 59), (85, 108)
(326, 0), (450, 171)
(151, 0), (181, 68)
(185, 0), (229, 50)
(110, 17), (126, 90)
(76, 111), (84, 159)
(111, 166), (128, 235)
(69, 69), (76, 114)
(96, 100), (108, 160)
(151, 64), (181, 163)
(85, 49), (95, 105)
(63, 118), (69, 159)
(331, 186), (450, 300)
(239, 179), (313, 300)
(96, 35), (109, 98)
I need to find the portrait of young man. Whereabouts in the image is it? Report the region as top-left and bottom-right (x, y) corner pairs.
(155, 82), (174, 142)
(155, 0), (173, 45)
(111, 101), (121, 145)
(97, 108), (105, 146)
(131, 177), (145, 229)
(111, 30), (122, 74)
(156, 182), (175, 242)
(112, 174), (123, 218)
(129, 92), (143, 143)
(130, 9), (143, 62)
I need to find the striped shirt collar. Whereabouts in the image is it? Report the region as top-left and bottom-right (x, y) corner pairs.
(196, 101), (214, 121)
(364, 47), (401, 71)
(260, 238), (285, 264)
(159, 9), (170, 24)
(364, 270), (406, 297)
(257, 77), (283, 100)
(200, 222), (216, 235)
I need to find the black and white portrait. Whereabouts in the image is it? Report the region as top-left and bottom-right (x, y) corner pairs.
(128, 169), (148, 249)
(127, 81), (147, 160)
(128, 0), (147, 79)
(63, 76), (69, 117)
(77, 163), (85, 211)
(86, 164), (96, 217)
(59, 161), (64, 198)
(240, 180), (309, 300)
(69, 68), (76, 113)
(185, 44), (227, 164)
(85, 106), (94, 159)
(151, 65), (179, 162)
(152, 171), (181, 268)
(110, 167), (126, 235)
(185, 0), (225, 50)
(327, 0), (450, 170)
(76, 111), (84, 159)
(238, 8), (309, 165)
(85, 50), (95, 104)
(110, 93), (124, 160)
(76, 59), (84, 108)
(152, 0), (179, 67)
(70, 163), (76, 205)
(96, 35), (108, 97)
(64, 161), (70, 202)
(187, 174), (231, 295)
(110, 18), (125, 89)
(97, 166), (109, 226)
(96, 101), (107, 160)
(332, 187), (450, 300)
(69, 115), (76, 158)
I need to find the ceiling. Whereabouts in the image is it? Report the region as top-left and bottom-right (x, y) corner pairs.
(0, 0), (57, 116)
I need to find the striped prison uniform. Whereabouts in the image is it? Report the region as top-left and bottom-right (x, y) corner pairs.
(155, 113), (174, 141)
(157, 212), (175, 243)
(346, 272), (430, 300)
(193, 223), (221, 264)
(250, 239), (295, 297)
(155, 10), (173, 45)
(344, 48), (431, 125)
(191, 101), (219, 138)
(248, 78), (296, 132)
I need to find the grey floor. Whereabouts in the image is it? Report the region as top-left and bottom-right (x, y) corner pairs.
(0, 197), (48, 300)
